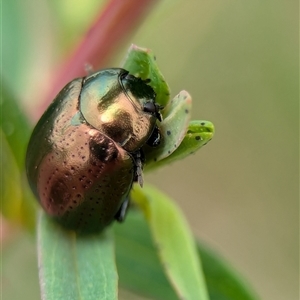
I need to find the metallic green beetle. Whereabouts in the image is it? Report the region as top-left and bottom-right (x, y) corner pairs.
(26, 68), (162, 233)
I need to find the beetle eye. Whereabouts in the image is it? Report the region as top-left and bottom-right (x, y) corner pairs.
(143, 102), (162, 122)
(143, 102), (156, 114)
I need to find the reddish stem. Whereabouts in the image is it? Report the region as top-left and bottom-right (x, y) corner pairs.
(36, 0), (158, 120)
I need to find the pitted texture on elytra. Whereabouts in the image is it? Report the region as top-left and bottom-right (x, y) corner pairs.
(37, 126), (133, 231)
(26, 79), (84, 191)
(26, 68), (162, 233)
(89, 133), (119, 163)
(27, 78), (134, 232)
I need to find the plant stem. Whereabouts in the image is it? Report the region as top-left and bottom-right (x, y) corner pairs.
(36, 0), (158, 120)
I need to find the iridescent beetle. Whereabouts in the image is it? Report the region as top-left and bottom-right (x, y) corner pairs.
(26, 68), (162, 233)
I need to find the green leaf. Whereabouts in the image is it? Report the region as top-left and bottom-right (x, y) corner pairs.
(37, 211), (118, 300)
(114, 210), (259, 300)
(0, 81), (37, 230)
(2, 211), (259, 300)
(143, 91), (192, 167)
(122, 44), (171, 107)
(131, 185), (209, 300)
(121, 45), (215, 170)
(0, 80), (31, 169)
(146, 120), (214, 171)
(0, 129), (23, 223)
(114, 212), (178, 300)
(197, 243), (260, 300)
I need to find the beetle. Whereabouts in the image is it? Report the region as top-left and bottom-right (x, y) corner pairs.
(26, 68), (162, 233)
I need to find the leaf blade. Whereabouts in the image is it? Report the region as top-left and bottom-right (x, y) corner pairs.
(0, 131), (23, 221)
(0, 80), (37, 230)
(143, 91), (192, 167)
(115, 210), (259, 300)
(132, 185), (209, 300)
(122, 44), (171, 107)
(37, 211), (118, 300)
(146, 120), (214, 171)
(0, 80), (31, 169)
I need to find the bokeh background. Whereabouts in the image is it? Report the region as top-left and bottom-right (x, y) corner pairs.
(2, 1), (298, 300)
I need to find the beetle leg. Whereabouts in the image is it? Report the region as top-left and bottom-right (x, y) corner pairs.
(114, 197), (130, 222)
(132, 150), (144, 187)
(147, 126), (161, 147)
(135, 154), (144, 187)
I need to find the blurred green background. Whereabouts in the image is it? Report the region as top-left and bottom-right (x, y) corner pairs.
(2, 0), (298, 300)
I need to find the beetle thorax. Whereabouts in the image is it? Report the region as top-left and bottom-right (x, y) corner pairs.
(96, 93), (155, 152)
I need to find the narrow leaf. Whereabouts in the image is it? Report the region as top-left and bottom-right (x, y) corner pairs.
(115, 210), (259, 300)
(197, 242), (260, 300)
(37, 211), (118, 300)
(122, 44), (171, 107)
(0, 80), (31, 169)
(131, 185), (209, 300)
(122, 45), (215, 170)
(0, 81), (37, 230)
(143, 91), (192, 167)
(0, 130), (23, 222)
(146, 120), (214, 171)
(2, 211), (259, 300)
(114, 212), (177, 300)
